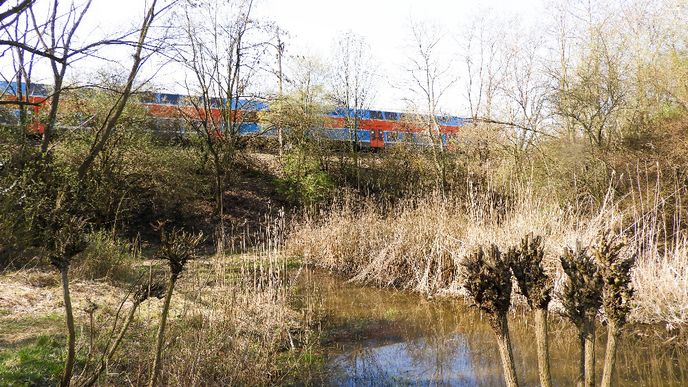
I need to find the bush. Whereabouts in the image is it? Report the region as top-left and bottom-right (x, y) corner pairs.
(0, 155), (80, 268)
(71, 231), (136, 282)
(53, 127), (208, 234)
(277, 147), (333, 206)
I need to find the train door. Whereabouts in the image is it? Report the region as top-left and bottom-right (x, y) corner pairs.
(370, 129), (385, 149)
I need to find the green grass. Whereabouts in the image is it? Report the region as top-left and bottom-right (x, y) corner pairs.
(0, 335), (64, 386)
(1, 313), (63, 340)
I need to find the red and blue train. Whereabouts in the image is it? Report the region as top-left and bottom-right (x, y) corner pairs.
(1, 82), (468, 149)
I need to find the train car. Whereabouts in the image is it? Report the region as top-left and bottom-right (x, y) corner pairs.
(324, 108), (468, 150)
(0, 81), (49, 134)
(1, 82), (469, 148)
(140, 91), (266, 138)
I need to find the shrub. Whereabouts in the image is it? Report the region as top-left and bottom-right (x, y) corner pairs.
(277, 147), (333, 206)
(70, 231), (136, 282)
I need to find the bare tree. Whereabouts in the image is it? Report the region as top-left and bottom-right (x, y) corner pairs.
(498, 29), (550, 170)
(29, 0), (95, 154)
(176, 0), (259, 254)
(0, 0), (34, 28)
(461, 13), (510, 121)
(554, 40), (627, 147)
(261, 22), (288, 156)
(404, 20), (455, 191)
(1, 4), (40, 148)
(77, 0), (175, 178)
(329, 31), (375, 189)
(547, 0), (630, 148)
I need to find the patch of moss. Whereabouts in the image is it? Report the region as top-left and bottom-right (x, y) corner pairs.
(299, 351), (324, 366)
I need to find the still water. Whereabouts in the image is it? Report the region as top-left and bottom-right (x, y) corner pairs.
(296, 270), (688, 386)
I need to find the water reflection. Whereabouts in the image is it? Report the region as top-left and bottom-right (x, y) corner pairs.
(329, 336), (478, 386)
(297, 271), (688, 386)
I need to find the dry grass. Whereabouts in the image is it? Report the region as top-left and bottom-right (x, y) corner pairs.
(288, 178), (688, 328)
(0, 217), (320, 386)
(0, 269), (125, 320)
(110, 253), (317, 386)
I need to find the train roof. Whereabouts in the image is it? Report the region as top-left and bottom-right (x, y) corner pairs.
(327, 107), (467, 126)
(0, 81), (49, 97)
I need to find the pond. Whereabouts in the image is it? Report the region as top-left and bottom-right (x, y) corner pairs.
(294, 270), (688, 386)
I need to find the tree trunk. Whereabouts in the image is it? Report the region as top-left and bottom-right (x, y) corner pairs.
(601, 320), (620, 387)
(60, 266), (76, 387)
(353, 115), (360, 190)
(584, 321), (596, 387)
(41, 67), (66, 154)
(214, 159), (225, 256)
(577, 332), (585, 387)
(494, 314), (520, 387)
(149, 275), (176, 387)
(534, 308), (552, 387)
(278, 127), (283, 157)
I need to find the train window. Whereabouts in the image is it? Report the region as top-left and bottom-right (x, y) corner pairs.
(209, 97), (223, 108)
(383, 111), (399, 121)
(30, 84), (48, 97)
(387, 131), (398, 142)
(160, 94), (179, 105)
(437, 116), (458, 126)
(370, 130), (376, 141)
(177, 96), (190, 106)
(236, 99), (250, 110)
(369, 110), (383, 120)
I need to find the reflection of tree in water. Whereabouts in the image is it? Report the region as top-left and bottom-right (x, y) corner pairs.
(329, 345), (390, 385)
(401, 300), (477, 385)
(306, 271), (688, 386)
(328, 296), (508, 386)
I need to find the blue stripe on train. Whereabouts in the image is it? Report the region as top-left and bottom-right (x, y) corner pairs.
(323, 128), (372, 142)
(0, 81), (48, 97)
(238, 122), (260, 134)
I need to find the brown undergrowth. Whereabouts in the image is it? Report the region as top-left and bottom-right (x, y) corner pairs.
(0, 221), (320, 386)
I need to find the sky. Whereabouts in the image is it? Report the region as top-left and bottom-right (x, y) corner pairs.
(2, 0), (547, 114)
(253, 0), (546, 113)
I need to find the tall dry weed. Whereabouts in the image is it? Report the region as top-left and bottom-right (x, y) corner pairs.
(99, 212), (318, 386)
(289, 175), (688, 327)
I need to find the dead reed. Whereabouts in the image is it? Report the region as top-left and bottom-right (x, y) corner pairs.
(288, 177), (688, 329)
